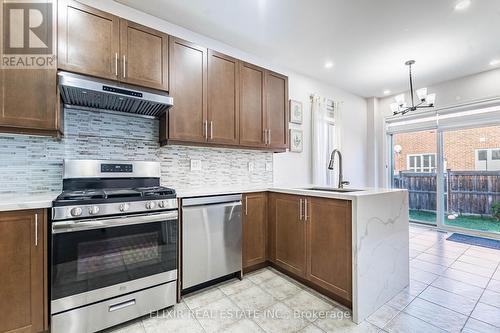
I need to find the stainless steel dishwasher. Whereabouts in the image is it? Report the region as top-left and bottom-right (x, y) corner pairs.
(182, 194), (242, 290)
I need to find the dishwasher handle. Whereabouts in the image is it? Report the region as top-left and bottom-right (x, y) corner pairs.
(182, 194), (242, 207)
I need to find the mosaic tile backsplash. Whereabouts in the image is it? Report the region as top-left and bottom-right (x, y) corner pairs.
(0, 108), (273, 195)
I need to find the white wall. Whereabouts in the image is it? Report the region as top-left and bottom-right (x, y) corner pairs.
(79, 0), (369, 188)
(370, 68), (500, 187)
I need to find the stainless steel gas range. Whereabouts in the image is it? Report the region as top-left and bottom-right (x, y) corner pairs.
(50, 160), (178, 333)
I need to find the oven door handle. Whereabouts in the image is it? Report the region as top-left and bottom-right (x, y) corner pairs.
(52, 211), (178, 234)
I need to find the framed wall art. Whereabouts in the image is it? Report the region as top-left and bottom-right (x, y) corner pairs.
(289, 100), (303, 124)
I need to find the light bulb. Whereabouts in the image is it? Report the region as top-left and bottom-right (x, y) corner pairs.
(395, 94), (405, 105)
(416, 88), (428, 101)
(426, 93), (436, 105)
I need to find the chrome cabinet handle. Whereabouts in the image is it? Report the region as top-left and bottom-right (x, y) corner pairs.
(109, 299), (136, 312)
(210, 121), (213, 139)
(123, 55), (126, 78)
(299, 199), (303, 221)
(204, 121), (208, 140)
(245, 196), (248, 215)
(115, 53), (118, 77)
(34, 213), (38, 246)
(268, 129), (271, 144)
(304, 199), (308, 221)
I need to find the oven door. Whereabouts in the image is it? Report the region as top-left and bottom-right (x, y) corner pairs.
(51, 211), (178, 314)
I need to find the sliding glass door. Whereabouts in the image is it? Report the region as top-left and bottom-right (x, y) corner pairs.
(389, 123), (500, 236)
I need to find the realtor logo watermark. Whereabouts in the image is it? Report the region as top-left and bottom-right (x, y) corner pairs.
(2, 1), (56, 68)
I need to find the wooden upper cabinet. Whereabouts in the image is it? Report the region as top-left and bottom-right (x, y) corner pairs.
(242, 193), (267, 269)
(268, 193), (307, 278)
(167, 37), (207, 143)
(239, 62), (266, 148)
(120, 20), (169, 91)
(0, 210), (47, 333)
(266, 71), (288, 150)
(0, 0), (60, 136)
(207, 50), (239, 145)
(307, 198), (352, 301)
(58, 0), (120, 80)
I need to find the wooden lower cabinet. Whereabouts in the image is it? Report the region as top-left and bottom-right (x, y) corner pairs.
(306, 197), (352, 301)
(0, 209), (47, 333)
(267, 193), (352, 303)
(268, 193), (307, 278)
(242, 193), (267, 269)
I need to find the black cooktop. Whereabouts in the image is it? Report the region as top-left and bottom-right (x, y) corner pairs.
(54, 186), (176, 206)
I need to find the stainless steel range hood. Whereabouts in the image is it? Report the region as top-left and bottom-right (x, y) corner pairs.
(58, 71), (173, 117)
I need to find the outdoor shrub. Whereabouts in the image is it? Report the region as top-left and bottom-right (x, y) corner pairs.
(492, 202), (500, 221)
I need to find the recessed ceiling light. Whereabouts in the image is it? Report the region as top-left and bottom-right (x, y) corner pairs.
(324, 61), (334, 69)
(383, 90), (391, 95)
(489, 59), (500, 66)
(454, 0), (471, 11)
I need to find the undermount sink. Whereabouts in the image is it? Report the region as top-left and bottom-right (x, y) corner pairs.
(304, 187), (363, 193)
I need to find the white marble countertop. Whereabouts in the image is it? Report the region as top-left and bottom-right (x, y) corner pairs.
(0, 193), (58, 212)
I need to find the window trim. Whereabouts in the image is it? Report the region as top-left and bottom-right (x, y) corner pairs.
(406, 153), (437, 173)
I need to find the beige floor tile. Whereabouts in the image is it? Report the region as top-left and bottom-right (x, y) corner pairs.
(253, 302), (308, 333)
(431, 276), (484, 301)
(247, 269), (279, 284)
(196, 297), (241, 333)
(386, 289), (415, 310)
(462, 318), (500, 333)
(471, 302), (500, 328)
(104, 319), (146, 333)
(409, 249), (423, 259)
(183, 287), (226, 309)
(464, 248), (500, 262)
(142, 303), (204, 333)
(440, 267), (490, 288)
(450, 260), (497, 278)
(410, 243), (431, 252)
(409, 267), (439, 284)
(424, 247), (462, 260)
(408, 279), (428, 296)
(414, 253), (455, 267)
(493, 268), (500, 281)
(403, 298), (468, 333)
(480, 289), (500, 308)
(365, 305), (400, 329)
(315, 318), (379, 333)
(283, 289), (334, 322)
(229, 285), (276, 312)
(220, 318), (265, 333)
(298, 324), (325, 333)
(457, 254), (499, 269)
(419, 286), (477, 315)
(260, 275), (302, 300)
(219, 278), (255, 296)
(410, 259), (448, 275)
(486, 279), (500, 291)
(383, 312), (447, 333)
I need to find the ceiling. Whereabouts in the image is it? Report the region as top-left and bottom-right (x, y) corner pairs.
(116, 0), (500, 97)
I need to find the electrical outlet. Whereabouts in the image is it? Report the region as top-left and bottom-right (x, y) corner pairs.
(265, 162), (273, 171)
(190, 159), (202, 171)
(248, 162), (254, 172)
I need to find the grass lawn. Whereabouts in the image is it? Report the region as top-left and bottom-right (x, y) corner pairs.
(410, 210), (500, 233)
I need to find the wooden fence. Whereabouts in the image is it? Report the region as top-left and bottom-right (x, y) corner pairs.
(393, 170), (500, 215)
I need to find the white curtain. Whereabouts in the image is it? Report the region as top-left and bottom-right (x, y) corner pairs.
(311, 94), (341, 186)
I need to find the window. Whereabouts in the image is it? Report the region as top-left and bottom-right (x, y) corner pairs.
(478, 150), (487, 161)
(407, 154), (436, 172)
(493, 149), (500, 160)
(475, 148), (500, 170)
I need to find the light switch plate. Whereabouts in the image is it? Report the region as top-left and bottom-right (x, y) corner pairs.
(190, 159), (202, 171)
(248, 162), (254, 172)
(265, 162), (273, 171)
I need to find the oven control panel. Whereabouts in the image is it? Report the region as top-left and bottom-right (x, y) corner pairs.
(101, 163), (133, 173)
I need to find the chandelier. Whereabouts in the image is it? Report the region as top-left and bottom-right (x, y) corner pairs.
(390, 60), (436, 115)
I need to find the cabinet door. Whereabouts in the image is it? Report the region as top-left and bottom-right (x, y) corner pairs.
(0, 210), (46, 333)
(242, 193), (267, 269)
(58, 0), (120, 80)
(239, 62), (266, 148)
(268, 193), (306, 278)
(307, 197), (352, 301)
(167, 37), (207, 143)
(120, 20), (169, 91)
(207, 50), (239, 145)
(266, 71), (288, 150)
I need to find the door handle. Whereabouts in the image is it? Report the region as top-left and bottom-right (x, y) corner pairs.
(123, 55), (126, 78)
(109, 299), (136, 312)
(34, 213), (38, 247)
(299, 199), (303, 221)
(115, 53), (118, 77)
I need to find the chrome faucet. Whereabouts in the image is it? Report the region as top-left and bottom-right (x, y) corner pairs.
(328, 149), (350, 188)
